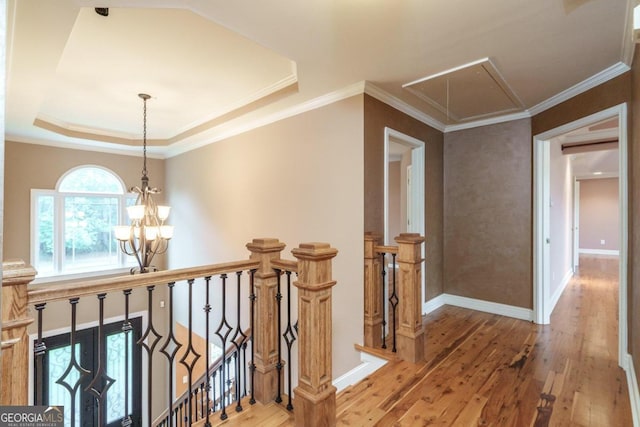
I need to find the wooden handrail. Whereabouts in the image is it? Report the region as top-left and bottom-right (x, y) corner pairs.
(271, 258), (298, 273)
(374, 245), (398, 254)
(28, 259), (260, 304)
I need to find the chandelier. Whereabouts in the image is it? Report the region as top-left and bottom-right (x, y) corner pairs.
(114, 93), (173, 274)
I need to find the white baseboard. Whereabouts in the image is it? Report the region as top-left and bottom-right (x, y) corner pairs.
(623, 353), (640, 427)
(333, 351), (387, 393)
(423, 294), (447, 314)
(421, 293), (533, 321)
(579, 248), (620, 256)
(549, 269), (574, 315)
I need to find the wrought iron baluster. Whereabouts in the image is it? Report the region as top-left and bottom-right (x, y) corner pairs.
(214, 274), (232, 420)
(56, 298), (90, 427)
(86, 294), (116, 427)
(230, 271), (247, 412)
(248, 269), (257, 405)
(212, 369), (218, 412)
(380, 253), (387, 349)
(178, 278), (201, 426)
(226, 357), (232, 406)
(389, 253), (398, 353)
(283, 270), (297, 411)
(274, 268), (283, 404)
(160, 282), (182, 427)
(121, 289), (133, 427)
(200, 381), (206, 418)
(241, 341), (248, 398)
(33, 303), (47, 406)
(203, 275), (212, 426)
(137, 285), (163, 426)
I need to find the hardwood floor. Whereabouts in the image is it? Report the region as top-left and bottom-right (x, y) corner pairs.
(212, 255), (633, 426)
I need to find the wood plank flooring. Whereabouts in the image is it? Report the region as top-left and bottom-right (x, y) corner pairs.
(207, 255), (633, 426)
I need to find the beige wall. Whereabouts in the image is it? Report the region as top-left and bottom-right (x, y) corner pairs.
(364, 94), (444, 300)
(444, 119), (532, 308)
(165, 95), (365, 378)
(3, 141), (166, 267)
(579, 178), (619, 251)
(3, 141), (169, 417)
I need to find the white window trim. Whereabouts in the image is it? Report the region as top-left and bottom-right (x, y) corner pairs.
(30, 166), (136, 283)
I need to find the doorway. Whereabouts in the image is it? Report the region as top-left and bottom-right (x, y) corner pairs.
(383, 127), (426, 311)
(533, 103), (628, 367)
(39, 317), (143, 427)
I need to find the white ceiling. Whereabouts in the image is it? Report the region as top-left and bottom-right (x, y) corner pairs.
(5, 0), (635, 157)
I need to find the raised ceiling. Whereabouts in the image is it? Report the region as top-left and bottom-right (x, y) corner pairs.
(5, 0), (634, 157)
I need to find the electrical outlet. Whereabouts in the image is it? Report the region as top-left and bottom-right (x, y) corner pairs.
(601, 239), (605, 245)
(182, 375), (188, 384)
(160, 300), (165, 308)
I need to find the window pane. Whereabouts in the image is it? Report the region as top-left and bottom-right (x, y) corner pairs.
(106, 332), (133, 423)
(35, 195), (54, 275)
(59, 167), (123, 194)
(63, 196), (119, 272)
(48, 345), (81, 427)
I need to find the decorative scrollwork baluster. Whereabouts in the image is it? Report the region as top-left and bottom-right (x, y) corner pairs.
(137, 285), (163, 425)
(33, 303), (47, 406)
(178, 279), (201, 425)
(160, 282), (182, 427)
(56, 298), (91, 427)
(230, 271), (247, 412)
(214, 274), (233, 420)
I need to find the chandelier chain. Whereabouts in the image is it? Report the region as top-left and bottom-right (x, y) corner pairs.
(142, 95), (148, 179)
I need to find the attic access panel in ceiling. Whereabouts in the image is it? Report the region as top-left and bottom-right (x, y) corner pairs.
(403, 58), (524, 123)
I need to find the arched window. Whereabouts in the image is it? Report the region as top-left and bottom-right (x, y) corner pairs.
(32, 166), (135, 279)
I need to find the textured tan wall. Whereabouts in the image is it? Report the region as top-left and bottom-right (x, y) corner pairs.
(579, 178), (619, 251)
(444, 119), (533, 308)
(4, 141), (166, 266)
(363, 94), (444, 300)
(532, 73), (631, 136)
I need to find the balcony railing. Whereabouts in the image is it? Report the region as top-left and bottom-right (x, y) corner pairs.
(1, 238), (338, 427)
(363, 232), (426, 363)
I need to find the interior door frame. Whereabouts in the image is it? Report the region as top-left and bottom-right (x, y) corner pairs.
(573, 179), (580, 272)
(383, 127), (427, 312)
(533, 103), (628, 367)
(29, 311), (149, 424)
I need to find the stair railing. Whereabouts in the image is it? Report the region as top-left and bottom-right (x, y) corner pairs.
(364, 232), (426, 363)
(1, 238), (339, 427)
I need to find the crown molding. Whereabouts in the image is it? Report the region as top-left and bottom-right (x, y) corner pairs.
(444, 110), (532, 133)
(164, 81), (367, 158)
(13, 58), (630, 158)
(528, 62), (630, 116)
(621, 0), (636, 67)
(363, 82), (446, 132)
(5, 133), (166, 159)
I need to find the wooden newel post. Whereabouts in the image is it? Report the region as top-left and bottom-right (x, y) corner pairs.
(395, 233), (425, 363)
(292, 243), (338, 427)
(363, 232), (383, 348)
(1, 260), (36, 405)
(246, 238), (286, 403)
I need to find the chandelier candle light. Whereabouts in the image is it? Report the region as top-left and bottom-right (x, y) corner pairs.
(114, 93), (173, 274)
